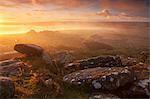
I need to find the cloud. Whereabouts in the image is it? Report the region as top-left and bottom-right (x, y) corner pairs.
(97, 9), (111, 18)
(118, 12), (129, 17)
(97, 9), (129, 19)
(96, 9), (150, 22)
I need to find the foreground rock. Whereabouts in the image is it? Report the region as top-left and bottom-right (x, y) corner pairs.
(65, 56), (122, 72)
(63, 67), (134, 90)
(0, 77), (15, 99)
(0, 61), (25, 76)
(14, 44), (44, 56)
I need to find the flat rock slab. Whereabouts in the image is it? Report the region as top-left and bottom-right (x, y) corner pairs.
(14, 44), (44, 56)
(65, 56), (122, 72)
(0, 77), (15, 99)
(63, 67), (134, 90)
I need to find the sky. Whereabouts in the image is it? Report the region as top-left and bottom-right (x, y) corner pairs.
(0, 0), (149, 34)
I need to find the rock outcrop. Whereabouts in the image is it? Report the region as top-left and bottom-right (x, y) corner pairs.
(65, 56), (122, 72)
(14, 44), (52, 64)
(0, 77), (15, 99)
(14, 44), (44, 56)
(63, 67), (134, 90)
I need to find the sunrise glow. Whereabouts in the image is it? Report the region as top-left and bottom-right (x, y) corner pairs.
(0, 0), (149, 34)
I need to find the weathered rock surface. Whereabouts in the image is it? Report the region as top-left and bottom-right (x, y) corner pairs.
(0, 77), (15, 99)
(0, 61), (24, 76)
(89, 92), (120, 99)
(63, 67), (134, 90)
(14, 44), (44, 56)
(65, 56), (122, 72)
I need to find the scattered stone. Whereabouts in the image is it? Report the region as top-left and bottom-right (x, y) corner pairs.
(14, 44), (44, 56)
(89, 92), (120, 99)
(0, 77), (15, 99)
(45, 78), (53, 85)
(63, 67), (134, 90)
(65, 56), (122, 71)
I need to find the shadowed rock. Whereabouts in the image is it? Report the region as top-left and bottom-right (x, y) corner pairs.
(0, 77), (15, 99)
(63, 67), (134, 90)
(14, 44), (44, 56)
(65, 56), (122, 72)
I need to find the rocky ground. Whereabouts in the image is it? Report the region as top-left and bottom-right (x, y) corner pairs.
(0, 44), (149, 99)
